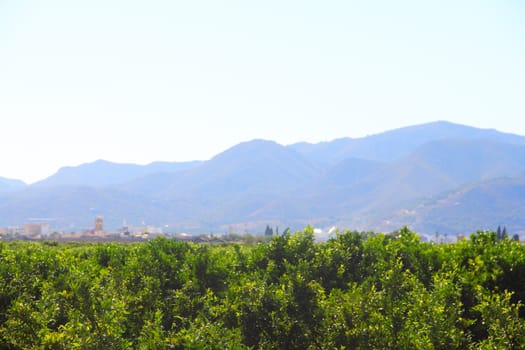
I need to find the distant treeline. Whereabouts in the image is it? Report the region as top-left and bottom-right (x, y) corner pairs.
(1, 228), (525, 348)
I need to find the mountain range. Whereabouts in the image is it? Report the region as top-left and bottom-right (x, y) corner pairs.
(2, 120), (525, 236)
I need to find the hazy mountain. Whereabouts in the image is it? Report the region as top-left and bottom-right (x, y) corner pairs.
(33, 159), (202, 188)
(390, 177), (525, 235)
(172, 139), (319, 194)
(122, 140), (321, 229)
(124, 139), (319, 198)
(0, 177), (26, 193)
(247, 138), (525, 231)
(0, 140), (320, 232)
(0, 184), (198, 232)
(3, 121), (525, 235)
(290, 121), (525, 166)
(315, 157), (386, 187)
(362, 138), (525, 206)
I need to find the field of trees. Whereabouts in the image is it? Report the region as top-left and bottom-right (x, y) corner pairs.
(1, 228), (525, 349)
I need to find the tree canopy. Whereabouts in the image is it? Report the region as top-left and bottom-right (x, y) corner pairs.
(0, 228), (525, 348)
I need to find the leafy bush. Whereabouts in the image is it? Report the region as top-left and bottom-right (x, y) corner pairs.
(0, 229), (524, 348)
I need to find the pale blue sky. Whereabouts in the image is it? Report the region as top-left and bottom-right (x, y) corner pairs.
(1, 0), (524, 183)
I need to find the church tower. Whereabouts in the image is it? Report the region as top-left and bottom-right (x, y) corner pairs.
(94, 215), (104, 233)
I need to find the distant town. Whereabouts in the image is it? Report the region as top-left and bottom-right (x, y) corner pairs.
(0, 215), (179, 242)
(0, 214), (511, 245)
(0, 215), (287, 244)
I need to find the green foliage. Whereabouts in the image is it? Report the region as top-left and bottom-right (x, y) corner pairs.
(472, 289), (525, 349)
(0, 230), (524, 348)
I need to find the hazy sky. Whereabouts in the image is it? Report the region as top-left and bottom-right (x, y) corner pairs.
(1, 1), (524, 183)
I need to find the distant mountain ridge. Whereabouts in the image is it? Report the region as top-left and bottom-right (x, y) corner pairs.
(2, 121), (525, 236)
(33, 159), (202, 188)
(0, 177), (27, 193)
(290, 121), (525, 166)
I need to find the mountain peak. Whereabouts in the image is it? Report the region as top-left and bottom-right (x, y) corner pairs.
(211, 139), (284, 161)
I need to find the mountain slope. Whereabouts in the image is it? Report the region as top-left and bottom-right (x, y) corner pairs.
(33, 159), (202, 188)
(0, 185), (153, 230)
(126, 139), (320, 198)
(389, 177), (525, 235)
(175, 139), (319, 195)
(290, 121), (525, 166)
(365, 138), (525, 204)
(253, 138), (525, 228)
(315, 157), (386, 187)
(0, 177), (26, 193)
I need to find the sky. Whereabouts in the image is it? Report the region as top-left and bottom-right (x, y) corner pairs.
(0, 0), (524, 183)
